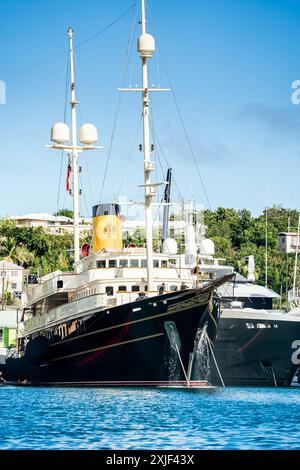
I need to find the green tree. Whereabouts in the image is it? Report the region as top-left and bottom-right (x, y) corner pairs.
(54, 209), (74, 218)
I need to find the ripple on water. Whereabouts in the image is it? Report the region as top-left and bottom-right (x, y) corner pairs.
(0, 386), (300, 449)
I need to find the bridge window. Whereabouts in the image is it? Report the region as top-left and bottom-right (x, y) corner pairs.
(106, 286), (114, 296)
(97, 260), (106, 268)
(141, 259), (147, 268)
(161, 260), (167, 268)
(153, 259), (160, 268)
(109, 260), (117, 268)
(132, 285), (140, 292)
(130, 259), (139, 268)
(170, 285), (178, 292)
(118, 285), (127, 292)
(119, 259), (128, 268)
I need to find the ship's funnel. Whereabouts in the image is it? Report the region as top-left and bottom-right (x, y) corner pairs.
(92, 203), (122, 253)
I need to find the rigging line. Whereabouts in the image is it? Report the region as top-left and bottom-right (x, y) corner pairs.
(79, 173), (90, 219)
(99, 6), (139, 203)
(117, 115), (142, 198)
(149, 112), (183, 201)
(74, 0), (139, 49)
(146, 7), (211, 210)
(56, 53), (70, 212)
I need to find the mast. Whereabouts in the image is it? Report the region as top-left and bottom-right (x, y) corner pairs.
(48, 29), (99, 266)
(119, 0), (170, 292)
(141, 0), (154, 291)
(162, 168), (172, 245)
(68, 27), (80, 264)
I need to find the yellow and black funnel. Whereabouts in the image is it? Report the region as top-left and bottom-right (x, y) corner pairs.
(92, 203), (122, 253)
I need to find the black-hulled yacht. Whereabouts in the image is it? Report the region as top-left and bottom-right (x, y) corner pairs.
(0, 2), (231, 387)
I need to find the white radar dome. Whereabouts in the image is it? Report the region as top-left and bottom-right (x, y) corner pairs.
(137, 33), (155, 58)
(199, 238), (215, 256)
(79, 123), (98, 145)
(162, 238), (178, 255)
(51, 122), (70, 144)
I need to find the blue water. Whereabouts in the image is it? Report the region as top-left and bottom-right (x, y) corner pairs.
(0, 386), (300, 449)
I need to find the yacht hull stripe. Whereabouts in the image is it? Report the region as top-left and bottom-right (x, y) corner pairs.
(49, 332), (164, 363)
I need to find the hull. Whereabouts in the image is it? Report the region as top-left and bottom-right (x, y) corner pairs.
(1, 277), (230, 386)
(209, 310), (300, 386)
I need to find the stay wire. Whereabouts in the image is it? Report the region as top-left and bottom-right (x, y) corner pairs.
(56, 53), (70, 212)
(146, 6), (211, 209)
(74, 1), (139, 50)
(99, 5), (139, 203)
(117, 115), (143, 198)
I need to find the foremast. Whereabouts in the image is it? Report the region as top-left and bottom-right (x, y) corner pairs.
(48, 29), (100, 265)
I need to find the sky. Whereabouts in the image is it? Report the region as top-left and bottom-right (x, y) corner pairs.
(1, 0), (300, 218)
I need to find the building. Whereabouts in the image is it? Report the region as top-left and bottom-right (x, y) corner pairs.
(122, 220), (186, 238)
(0, 309), (22, 357)
(9, 212), (187, 239)
(279, 232), (300, 254)
(9, 213), (92, 236)
(0, 260), (24, 299)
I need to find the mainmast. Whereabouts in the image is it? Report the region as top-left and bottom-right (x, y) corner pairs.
(48, 28), (100, 266)
(68, 27), (80, 263)
(119, 0), (169, 292)
(140, 0), (154, 292)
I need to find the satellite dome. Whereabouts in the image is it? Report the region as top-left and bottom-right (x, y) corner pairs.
(162, 238), (178, 255)
(51, 122), (70, 144)
(137, 33), (155, 58)
(199, 238), (215, 256)
(79, 123), (98, 145)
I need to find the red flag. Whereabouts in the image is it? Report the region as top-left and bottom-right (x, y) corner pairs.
(66, 162), (71, 191)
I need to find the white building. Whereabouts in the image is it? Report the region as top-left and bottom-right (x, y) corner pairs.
(9, 213), (92, 236)
(279, 232), (300, 254)
(0, 260), (24, 297)
(9, 212), (187, 239)
(122, 219), (186, 238)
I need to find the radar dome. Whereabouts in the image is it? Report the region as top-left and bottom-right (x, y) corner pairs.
(79, 124), (98, 145)
(137, 33), (155, 58)
(51, 122), (70, 144)
(162, 238), (178, 255)
(199, 238), (215, 256)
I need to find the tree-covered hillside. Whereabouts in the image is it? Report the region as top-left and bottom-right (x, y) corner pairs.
(1, 206), (299, 300)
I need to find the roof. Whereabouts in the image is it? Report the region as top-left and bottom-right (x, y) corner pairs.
(0, 260), (24, 271)
(279, 232), (299, 236)
(217, 281), (280, 299)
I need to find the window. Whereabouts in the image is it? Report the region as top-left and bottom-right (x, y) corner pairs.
(141, 259), (147, 268)
(11, 271), (18, 277)
(132, 285), (140, 292)
(106, 286), (114, 296)
(153, 260), (159, 268)
(97, 260), (106, 268)
(11, 283), (17, 290)
(0, 329), (2, 343)
(119, 259), (128, 268)
(130, 259), (139, 268)
(109, 260), (117, 268)
(118, 286), (127, 292)
(170, 285), (178, 292)
(161, 260), (167, 268)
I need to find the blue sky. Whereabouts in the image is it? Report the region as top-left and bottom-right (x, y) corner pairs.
(1, 0), (300, 218)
